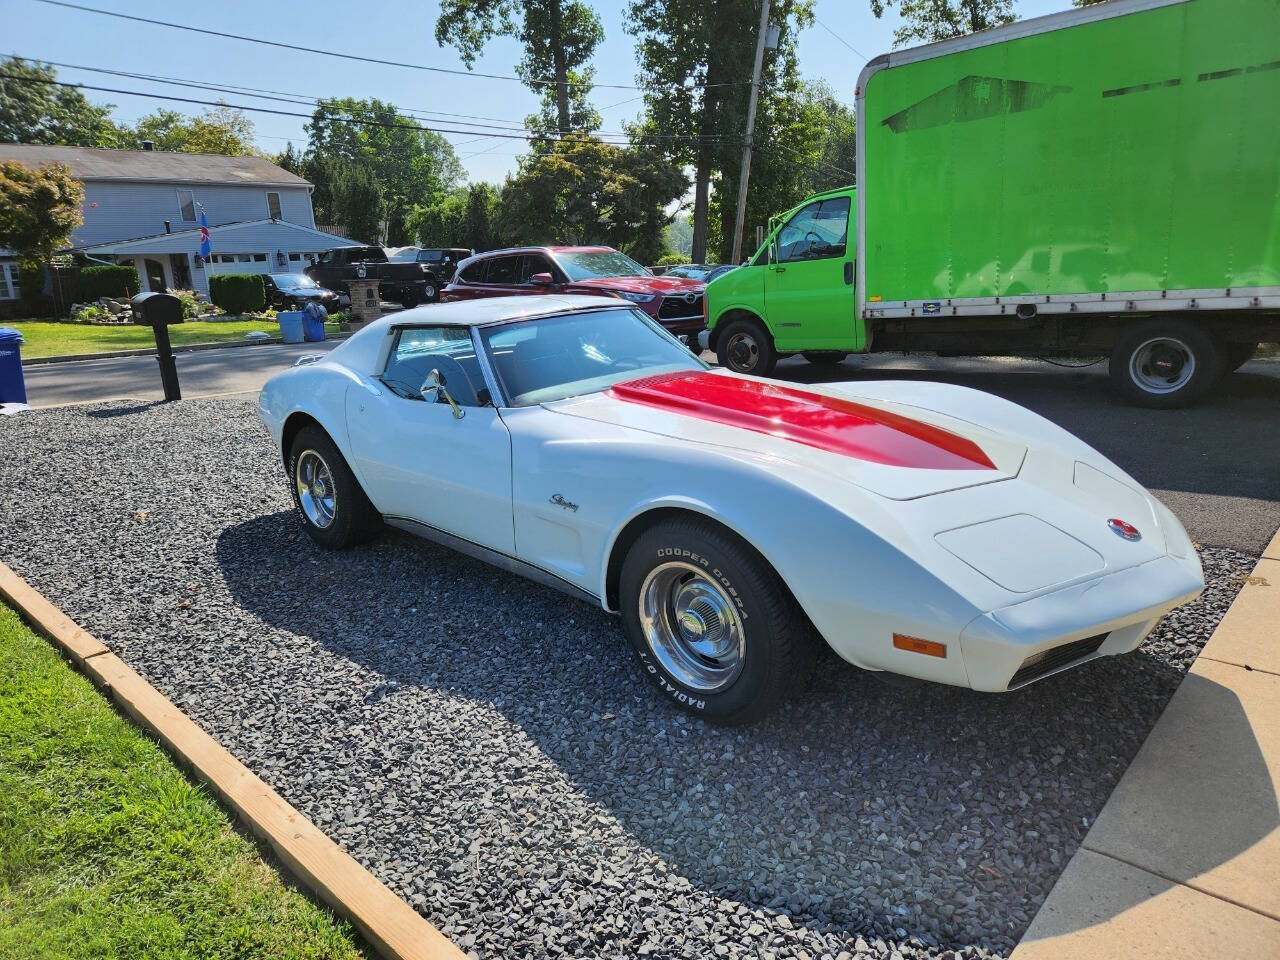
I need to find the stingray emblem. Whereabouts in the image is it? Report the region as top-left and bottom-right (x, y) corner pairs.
(550, 493), (579, 512)
(1108, 518), (1142, 542)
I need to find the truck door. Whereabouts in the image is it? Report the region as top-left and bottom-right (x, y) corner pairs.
(764, 195), (859, 351)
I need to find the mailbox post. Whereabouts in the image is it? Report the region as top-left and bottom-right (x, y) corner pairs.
(131, 292), (184, 401)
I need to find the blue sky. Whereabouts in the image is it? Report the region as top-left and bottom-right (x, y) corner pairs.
(8, 0), (1066, 184)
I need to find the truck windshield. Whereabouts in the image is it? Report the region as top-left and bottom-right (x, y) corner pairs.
(556, 250), (650, 281)
(481, 307), (705, 406)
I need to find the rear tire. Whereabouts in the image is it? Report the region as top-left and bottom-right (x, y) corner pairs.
(287, 424), (381, 549)
(716, 318), (777, 376)
(620, 517), (813, 724)
(399, 288), (421, 309)
(802, 351), (848, 366)
(1109, 319), (1224, 408)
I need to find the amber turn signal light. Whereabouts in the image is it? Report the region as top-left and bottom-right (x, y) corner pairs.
(893, 634), (947, 658)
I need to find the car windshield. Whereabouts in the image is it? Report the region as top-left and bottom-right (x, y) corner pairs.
(555, 249), (650, 281)
(481, 308), (705, 407)
(270, 274), (318, 288)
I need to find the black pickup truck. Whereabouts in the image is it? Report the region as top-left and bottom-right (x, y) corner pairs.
(306, 246), (470, 307)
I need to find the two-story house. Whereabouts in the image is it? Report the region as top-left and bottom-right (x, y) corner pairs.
(0, 143), (360, 300)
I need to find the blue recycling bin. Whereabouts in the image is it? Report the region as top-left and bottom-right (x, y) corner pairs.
(277, 311), (305, 344)
(301, 302), (327, 342)
(0, 327), (26, 404)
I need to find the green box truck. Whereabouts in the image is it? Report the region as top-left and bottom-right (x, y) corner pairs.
(703, 0), (1280, 406)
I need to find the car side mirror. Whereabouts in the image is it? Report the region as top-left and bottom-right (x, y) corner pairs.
(529, 272), (554, 286)
(768, 240), (778, 264)
(419, 369), (464, 419)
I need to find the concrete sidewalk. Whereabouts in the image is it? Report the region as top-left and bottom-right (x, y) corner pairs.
(1012, 531), (1280, 958)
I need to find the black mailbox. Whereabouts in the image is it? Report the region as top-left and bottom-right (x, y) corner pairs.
(130, 292), (184, 401)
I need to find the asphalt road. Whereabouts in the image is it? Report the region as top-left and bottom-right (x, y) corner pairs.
(19, 342), (1280, 553)
(20, 338), (344, 408)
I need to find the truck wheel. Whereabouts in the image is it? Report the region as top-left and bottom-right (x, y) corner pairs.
(399, 288), (421, 309)
(620, 517), (813, 724)
(1225, 342), (1260, 373)
(422, 282), (439, 303)
(802, 351), (848, 366)
(287, 425), (381, 549)
(1109, 320), (1224, 408)
(716, 318), (777, 376)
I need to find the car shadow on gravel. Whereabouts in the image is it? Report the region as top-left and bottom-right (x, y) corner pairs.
(216, 511), (1265, 954)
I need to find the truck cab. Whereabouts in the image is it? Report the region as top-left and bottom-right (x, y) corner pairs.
(705, 186), (862, 375)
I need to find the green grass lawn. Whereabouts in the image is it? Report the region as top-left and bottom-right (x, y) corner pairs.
(9, 320), (342, 360)
(0, 603), (366, 960)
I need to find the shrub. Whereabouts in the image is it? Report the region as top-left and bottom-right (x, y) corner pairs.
(72, 304), (108, 323)
(169, 288), (201, 319)
(19, 260), (45, 299)
(208, 274), (265, 314)
(80, 263), (140, 301)
(655, 252), (691, 267)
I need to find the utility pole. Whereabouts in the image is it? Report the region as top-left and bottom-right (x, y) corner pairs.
(731, 0), (775, 265)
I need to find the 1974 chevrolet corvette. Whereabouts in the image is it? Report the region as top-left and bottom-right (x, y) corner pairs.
(258, 295), (1204, 723)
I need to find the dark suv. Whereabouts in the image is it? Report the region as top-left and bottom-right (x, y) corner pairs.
(441, 246), (706, 336)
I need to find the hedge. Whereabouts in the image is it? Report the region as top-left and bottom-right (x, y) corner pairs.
(208, 273), (266, 314)
(79, 264), (141, 301)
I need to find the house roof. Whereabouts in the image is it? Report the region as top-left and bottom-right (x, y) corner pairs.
(78, 219), (363, 255)
(0, 144), (310, 187)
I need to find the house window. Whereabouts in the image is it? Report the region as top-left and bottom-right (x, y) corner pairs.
(0, 263), (18, 300)
(237, 254), (252, 263)
(266, 191), (282, 220)
(177, 189), (197, 222)
(288, 253), (301, 261)
(219, 255), (235, 264)
(252, 253), (267, 262)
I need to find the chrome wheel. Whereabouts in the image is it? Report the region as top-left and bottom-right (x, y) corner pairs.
(295, 449), (336, 529)
(724, 330), (760, 372)
(1130, 336), (1195, 394)
(639, 562), (745, 693)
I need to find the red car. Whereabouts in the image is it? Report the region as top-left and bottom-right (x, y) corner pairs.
(441, 246), (706, 336)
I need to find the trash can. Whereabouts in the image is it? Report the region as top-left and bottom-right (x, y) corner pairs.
(301, 302), (327, 342)
(277, 311), (305, 344)
(0, 327), (27, 404)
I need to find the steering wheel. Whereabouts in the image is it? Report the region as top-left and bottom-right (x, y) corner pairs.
(805, 231), (829, 256)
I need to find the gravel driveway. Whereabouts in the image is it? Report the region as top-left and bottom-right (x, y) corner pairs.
(0, 398), (1256, 960)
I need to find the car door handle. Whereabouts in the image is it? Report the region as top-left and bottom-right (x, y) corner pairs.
(843, 261), (854, 285)
(774, 266), (786, 274)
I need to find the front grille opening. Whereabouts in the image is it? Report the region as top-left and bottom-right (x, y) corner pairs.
(658, 294), (703, 319)
(1009, 633), (1108, 688)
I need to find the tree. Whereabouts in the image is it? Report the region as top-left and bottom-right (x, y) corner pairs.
(131, 105), (257, 155)
(869, 0), (1016, 46)
(435, 0), (604, 135)
(626, 0), (816, 262)
(304, 98), (463, 245)
(410, 183), (503, 250)
(275, 142), (303, 175)
(0, 58), (127, 147)
(498, 136), (684, 263)
(308, 157), (384, 243)
(0, 161), (84, 291)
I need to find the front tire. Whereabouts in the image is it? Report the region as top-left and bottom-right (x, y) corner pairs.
(716, 318), (777, 376)
(1109, 319), (1224, 408)
(422, 282), (439, 303)
(287, 424), (381, 549)
(620, 517), (813, 724)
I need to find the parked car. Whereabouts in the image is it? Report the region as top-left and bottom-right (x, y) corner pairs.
(388, 246), (473, 277)
(305, 246), (456, 308)
(663, 263), (738, 283)
(701, 0), (1280, 406)
(258, 295), (1204, 724)
(261, 273), (341, 312)
(443, 245), (707, 338)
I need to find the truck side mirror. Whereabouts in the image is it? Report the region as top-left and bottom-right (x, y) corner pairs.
(768, 240), (778, 264)
(529, 272), (554, 286)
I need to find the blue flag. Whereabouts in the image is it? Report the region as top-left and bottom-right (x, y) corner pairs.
(199, 204), (212, 260)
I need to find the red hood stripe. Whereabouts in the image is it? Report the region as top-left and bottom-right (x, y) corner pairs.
(607, 371), (996, 470)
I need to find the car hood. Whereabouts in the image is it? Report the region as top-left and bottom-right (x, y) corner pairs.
(569, 275), (705, 295)
(546, 369), (1027, 500)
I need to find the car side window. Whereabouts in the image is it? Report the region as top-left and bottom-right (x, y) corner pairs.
(381, 327), (490, 408)
(485, 256), (520, 285)
(776, 197), (850, 263)
(457, 260), (486, 284)
(518, 254), (555, 284)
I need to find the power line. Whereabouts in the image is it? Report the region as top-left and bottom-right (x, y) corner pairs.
(5, 56), (747, 145)
(34, 0), (755, 93)
(813, 16), (870, 62)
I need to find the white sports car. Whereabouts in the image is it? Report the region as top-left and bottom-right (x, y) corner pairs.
(258, 295), (1204, 723)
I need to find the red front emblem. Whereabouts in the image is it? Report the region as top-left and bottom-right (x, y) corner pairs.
(1108, 518), (1142, 541)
